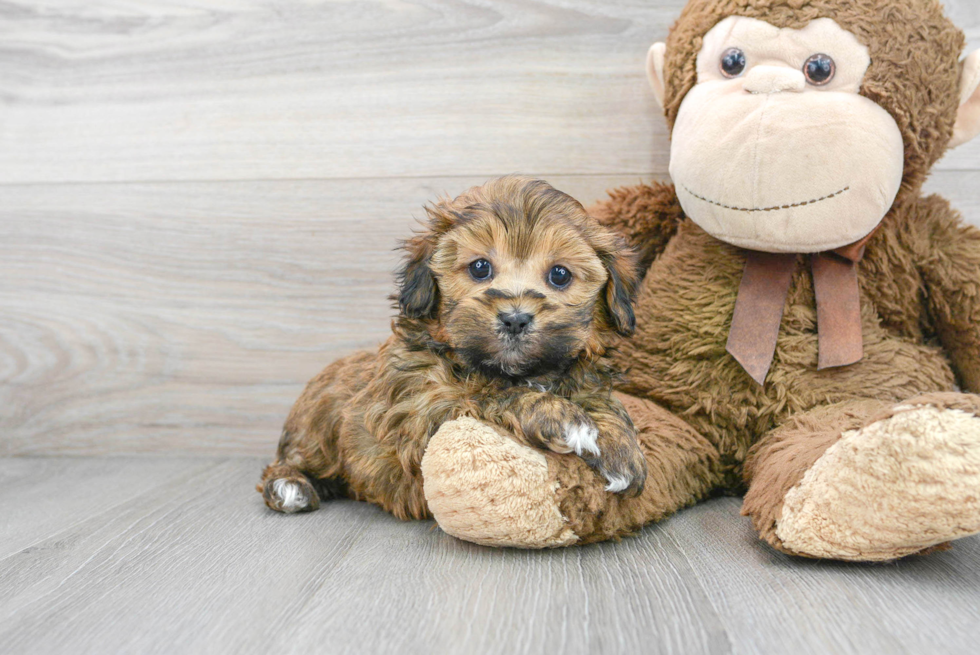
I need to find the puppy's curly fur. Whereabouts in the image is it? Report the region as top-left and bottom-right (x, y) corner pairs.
(258, 176), (645, 519)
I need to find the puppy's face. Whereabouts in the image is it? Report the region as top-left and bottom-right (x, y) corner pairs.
(397, 177), (638, 380)
(434, 210), (610, 378)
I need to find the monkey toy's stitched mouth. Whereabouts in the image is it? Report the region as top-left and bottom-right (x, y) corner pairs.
(682, 184), (850, 213)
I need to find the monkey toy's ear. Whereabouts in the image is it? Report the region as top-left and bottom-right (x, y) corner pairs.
(396, 233), (440, 319)
(951, 50), (980, 149)
(599, 244), (641, 338)
(646, 42), (668, 109)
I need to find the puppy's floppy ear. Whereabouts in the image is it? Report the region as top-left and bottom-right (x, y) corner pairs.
(395, 199), (457, 319)
(597, 237), (641, 337)
(396, 232), (439, 319)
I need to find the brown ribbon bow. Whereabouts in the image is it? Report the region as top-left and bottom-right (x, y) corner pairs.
(725, 233), (876, 385)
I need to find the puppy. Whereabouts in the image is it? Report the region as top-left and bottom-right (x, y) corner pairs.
(259, 176), (646, 520)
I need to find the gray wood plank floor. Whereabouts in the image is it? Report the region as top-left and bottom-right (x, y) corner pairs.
(1, 457), (978, 655)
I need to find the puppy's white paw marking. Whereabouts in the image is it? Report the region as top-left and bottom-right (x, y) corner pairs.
(603, 473), (632, 493)
(271, 479), (310, 513)
(563, 422), (601, 457)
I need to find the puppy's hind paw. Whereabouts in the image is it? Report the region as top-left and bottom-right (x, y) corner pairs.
(263, 476), (320, 514)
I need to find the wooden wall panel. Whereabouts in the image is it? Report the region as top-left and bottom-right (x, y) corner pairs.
(1, 0), (979, 455)
(0, 0), (680, 183)
(1, 0), (977, 185)
(0, 175), (650, 455)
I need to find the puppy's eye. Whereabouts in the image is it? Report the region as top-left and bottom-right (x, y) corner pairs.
(469, 259), (493, 281)
(548, 265), (572, 289)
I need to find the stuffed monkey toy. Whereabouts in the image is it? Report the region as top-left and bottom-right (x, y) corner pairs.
(420, 0), (980, 561)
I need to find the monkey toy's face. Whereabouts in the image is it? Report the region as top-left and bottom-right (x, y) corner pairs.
(663, 17), (906, 253)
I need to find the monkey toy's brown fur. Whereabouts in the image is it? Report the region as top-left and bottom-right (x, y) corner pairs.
(419, 0), (980, 560)
(259, 177), (646, 519)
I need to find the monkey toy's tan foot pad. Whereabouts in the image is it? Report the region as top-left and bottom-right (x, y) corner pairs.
(421, 417), (578, 548)
(776, 401), (980, 561)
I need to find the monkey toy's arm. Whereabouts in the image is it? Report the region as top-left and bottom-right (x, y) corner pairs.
(911, 200), (980, 393)
(588, 181), (685, 277)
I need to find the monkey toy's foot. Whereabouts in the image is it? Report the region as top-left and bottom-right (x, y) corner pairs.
(421, 417), (579, 548)
(774, 398), (980, 561)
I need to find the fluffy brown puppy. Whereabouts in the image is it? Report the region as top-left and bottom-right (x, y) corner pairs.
(258, 176), (645, 519)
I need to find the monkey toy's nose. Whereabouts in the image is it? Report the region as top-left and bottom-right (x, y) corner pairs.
(499, 311), (533, 336)
(743, 65), (806, 94)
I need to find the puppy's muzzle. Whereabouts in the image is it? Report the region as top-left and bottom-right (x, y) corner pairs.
(498, 310), (533, 336)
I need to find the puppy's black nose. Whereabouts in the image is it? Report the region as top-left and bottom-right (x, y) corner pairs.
(499, 311), (533, 336)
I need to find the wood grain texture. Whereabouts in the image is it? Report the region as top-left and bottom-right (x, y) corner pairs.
(0, 457), (207, 559)
(0, 174), (652, 456)
(1, 0), (979, 458)
(3, 171), (978, 457)
(0, 0), (676, 183)
(0, 0), (977, 185)
(0, 457), (978, 655)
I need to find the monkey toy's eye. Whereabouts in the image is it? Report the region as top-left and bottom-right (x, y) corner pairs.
(468, 259), (493, 281)
(803, 54), (836, 86)
(720, 48), (747, 78)
(548, 265), (572, 289)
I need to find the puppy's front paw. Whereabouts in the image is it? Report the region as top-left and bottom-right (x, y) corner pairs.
(560, 421), (646, 497)
(590, 436), (647, 498)
(518, 397), (646, 496)
(558, 420), (600, 457)
(520, 397), (595, 455)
